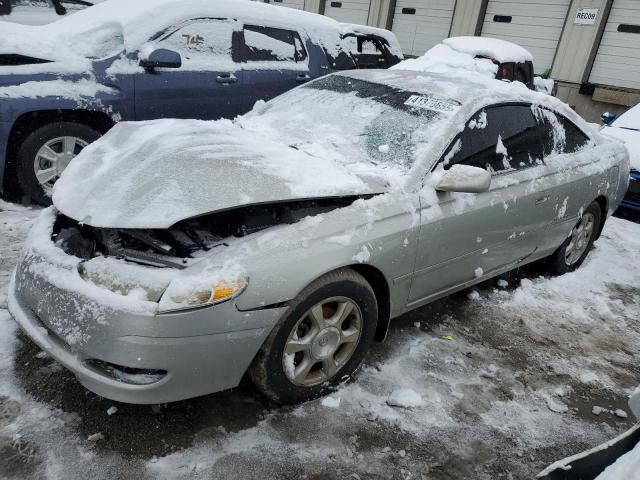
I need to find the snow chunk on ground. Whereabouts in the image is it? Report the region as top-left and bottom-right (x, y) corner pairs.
(321, 396), (341, 408)
(386, 389), (424, 409)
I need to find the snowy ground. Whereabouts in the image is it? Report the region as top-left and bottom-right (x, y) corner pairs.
(0, 200), (639, 479)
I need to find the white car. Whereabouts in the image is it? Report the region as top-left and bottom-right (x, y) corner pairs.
(601, 105), (640, 212)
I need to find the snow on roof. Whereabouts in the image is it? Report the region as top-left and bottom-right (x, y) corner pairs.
(443, 36), (533, 63)
(0, 0), (344, 63)
(339, 23), (403, 58)
(391, 36), (533, 81)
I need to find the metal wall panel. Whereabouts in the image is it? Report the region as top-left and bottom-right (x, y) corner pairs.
(481, 0), (571, 73)
(450, 0), (486, 37)
(270, 0), (306, 9)
(589, 0), (640, 88)
(391, 0), (456, 57)
(323, 0), (371, 25)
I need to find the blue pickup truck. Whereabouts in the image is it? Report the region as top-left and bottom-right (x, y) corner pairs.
(0, 0), (402, 204)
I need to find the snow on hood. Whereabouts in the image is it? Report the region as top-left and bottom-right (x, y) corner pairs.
(391, 36), (533, 79)
(52, 119), (387, 229)
(0, 0), (345, 70)
(601, 125), (640, 171)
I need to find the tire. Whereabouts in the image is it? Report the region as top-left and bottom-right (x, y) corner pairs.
(548, 202), (602, 275)
(249, 268), (378, 404)
(16, 122), (101, 206)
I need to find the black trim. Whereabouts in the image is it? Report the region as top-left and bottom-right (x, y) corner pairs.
(493, 15), (512, 23)
(579, 83), (595, 95)
(618, 24), (640, 34)
(237, 300), (291, 312)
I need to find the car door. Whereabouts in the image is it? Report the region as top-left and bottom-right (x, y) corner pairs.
(407, 104), (551, 307)
(531, 108), (607, 253)
(134, 18), (245, 121)
(234, 24), (312, 109)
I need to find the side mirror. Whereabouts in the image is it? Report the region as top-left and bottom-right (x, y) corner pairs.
(601, 111), (617, 125)
(435, 165), (491, 194)
(139, 49), (182, 70)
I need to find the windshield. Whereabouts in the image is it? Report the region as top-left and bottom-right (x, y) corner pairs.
(250, 74), (459, 170)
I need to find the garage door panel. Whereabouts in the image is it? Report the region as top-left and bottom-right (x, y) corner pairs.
(391, 0), (455, 57)
(481, 0), (570, 73)
(324, 0), (370, 25)
(270, 0), (305, 9)
(589, 1), (640, 89)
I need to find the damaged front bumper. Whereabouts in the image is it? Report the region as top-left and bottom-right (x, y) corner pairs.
(7, 213), (287, 404)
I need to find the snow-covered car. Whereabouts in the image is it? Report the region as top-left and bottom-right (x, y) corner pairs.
(0, 0), (99, 25)
(0, 0), (403, 205)
(601, 105), (640, 213)
(392, 36), (554, 93)
(8, 69), (629, 405)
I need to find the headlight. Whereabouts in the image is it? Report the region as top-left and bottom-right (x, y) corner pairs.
(158, 277), (248, 313)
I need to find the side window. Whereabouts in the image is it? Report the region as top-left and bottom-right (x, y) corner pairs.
(343, 35), (388, 69)
(539, 111), (589, 155)
(445, 105), (546, 173)
(156, 19), (235, 65)
(241, 25), (307, 62)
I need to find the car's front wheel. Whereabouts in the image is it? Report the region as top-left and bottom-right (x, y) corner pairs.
(249, 268), (378, 404)
(549, 201), (602, 275)
(17, 122), (101, 206)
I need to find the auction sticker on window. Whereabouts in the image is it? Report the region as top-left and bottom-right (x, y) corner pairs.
(404, 94), (459, 113)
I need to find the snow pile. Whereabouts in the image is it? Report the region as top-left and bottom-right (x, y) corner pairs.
(595, 441), (640, 479)
(392, 42), (498, 79)
(52, 117), (386, 229)
(393, 36), (534, 80)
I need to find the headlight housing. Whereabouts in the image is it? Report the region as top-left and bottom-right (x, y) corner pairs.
(158, 277), (248, 313)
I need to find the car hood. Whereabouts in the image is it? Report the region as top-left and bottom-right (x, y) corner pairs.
(52, 119), (389, 229)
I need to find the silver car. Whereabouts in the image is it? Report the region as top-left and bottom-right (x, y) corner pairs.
(8, 70), (629, 405)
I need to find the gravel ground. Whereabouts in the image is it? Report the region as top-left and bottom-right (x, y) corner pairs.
(1, 201), (639, 480)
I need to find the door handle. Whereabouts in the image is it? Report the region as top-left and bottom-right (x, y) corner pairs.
(216, 73), (237, 84)
(296, 74), (311, 83)
(535, 196), (549, 205)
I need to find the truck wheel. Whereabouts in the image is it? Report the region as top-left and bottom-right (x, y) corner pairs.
(16, 122), (101, 206)
(249, 268), (378, 404)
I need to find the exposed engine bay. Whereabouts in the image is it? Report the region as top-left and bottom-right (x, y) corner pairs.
(52, 196), (369, 268)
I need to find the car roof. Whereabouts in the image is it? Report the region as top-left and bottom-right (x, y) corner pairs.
(0, 0), (346, 61)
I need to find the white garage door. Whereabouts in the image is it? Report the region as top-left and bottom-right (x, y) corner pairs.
(391, 0), (456, 57)
(270, 0), (305, 10)
(323, 0), (370, 25)
(589, 0), (640, 89)
(481, 0), (571, 73)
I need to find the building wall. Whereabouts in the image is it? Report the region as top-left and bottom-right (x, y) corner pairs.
(450, 0), (486, 37)
(551, 0), (611, 83)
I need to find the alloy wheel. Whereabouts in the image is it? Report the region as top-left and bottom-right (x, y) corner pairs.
(565, 212), (596, 266)
(33, 136), (88, 194)
(283, 296), (363, 387)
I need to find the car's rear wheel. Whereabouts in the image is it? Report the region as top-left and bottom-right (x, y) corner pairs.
(249, 268), (378, 404)
(548, 202), (602, 275)
(17, 122), (101, 206)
